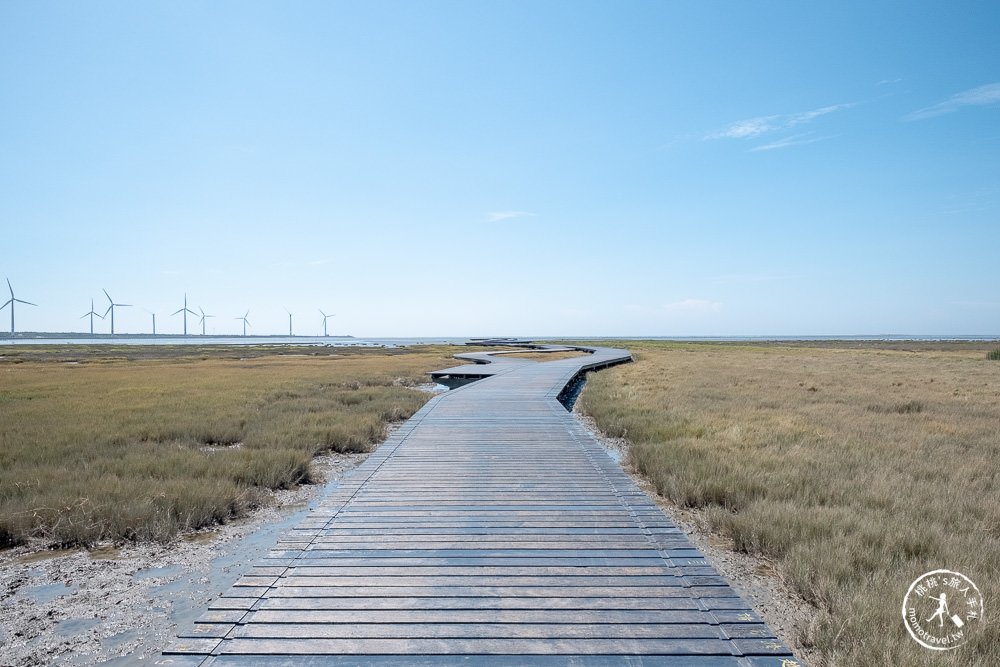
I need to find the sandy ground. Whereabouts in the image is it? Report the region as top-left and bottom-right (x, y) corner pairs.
(2, 405), (817, 666)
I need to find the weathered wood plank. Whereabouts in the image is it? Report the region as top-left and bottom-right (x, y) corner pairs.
(211, 637), (742, 656)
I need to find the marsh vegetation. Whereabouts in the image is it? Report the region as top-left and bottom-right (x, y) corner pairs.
(0, 344), (467, 548)
(578, 340), (999, 666)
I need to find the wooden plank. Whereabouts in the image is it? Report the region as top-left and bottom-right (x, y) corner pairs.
(255, 597), (704, 612)
(249, 609), (714, 624)
(212, 637), (742, 656)
(231, 623), (726, 640)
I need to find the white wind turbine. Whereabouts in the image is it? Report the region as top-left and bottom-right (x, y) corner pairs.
(102, 288), (131, 335)
(145, 309), (157, 335)
(2, 279), (37, 336)
(172, 294), (198, 336)
(319, 309), (335, 336)
(285, 308), (294, 336)
(198, 307), (215, 335)
(235, 310), (250, 336)
(81, 298), (105, 335)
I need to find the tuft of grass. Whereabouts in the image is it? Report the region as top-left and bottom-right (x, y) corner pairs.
(579, 340), (1000, 666)
(0, 344), (463, 547)
(987, 346), (1000, 360)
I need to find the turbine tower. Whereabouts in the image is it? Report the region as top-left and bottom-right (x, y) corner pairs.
(198, 307), (215, 335)
(172, 294), (198, 336)
(145, 309), (157, 335)
(102, 289), (131, 335)
(81, 298), (105, 335)
(235, 310), (250, 337)
(319, 309), (335, 336)
(2, 279), (37, 336)
(285, 308), (294, 336)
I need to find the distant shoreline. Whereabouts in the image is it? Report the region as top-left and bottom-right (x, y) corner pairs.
(1, 333), (998, 346)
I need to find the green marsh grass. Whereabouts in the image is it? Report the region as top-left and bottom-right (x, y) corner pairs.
(578, 341), (1000, 666)
(0, 344), (466, 547)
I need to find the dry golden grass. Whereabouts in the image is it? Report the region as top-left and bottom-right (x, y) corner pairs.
(0, 344), (463, 547)
(578, 341), (1000, 666)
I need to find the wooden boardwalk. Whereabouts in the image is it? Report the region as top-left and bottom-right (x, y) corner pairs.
(162, 346), (800, 665)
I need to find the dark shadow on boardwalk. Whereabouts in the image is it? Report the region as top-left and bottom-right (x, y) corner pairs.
(162, 345), (800, 665)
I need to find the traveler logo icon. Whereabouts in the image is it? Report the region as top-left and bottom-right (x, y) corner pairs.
(902, 570), (983, 650)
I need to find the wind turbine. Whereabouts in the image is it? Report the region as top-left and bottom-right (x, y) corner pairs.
(81, 298), (105, 335)
(319, 309), (335, 336)
(102, 289), (131, 335)
(172, 293), (198, 336)
(145, 309), (157, 335)
(198, 307), (215, 335)
(285, 308), (294, 336)
(235, 310), (250, 336)
(2, 279), (37, 336)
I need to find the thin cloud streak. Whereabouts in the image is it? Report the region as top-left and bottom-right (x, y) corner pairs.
(708, 115), (781, 140)
(751, 133), (838, 152)
(707, 103), (855, 141)
(905, 82), (1000, 120)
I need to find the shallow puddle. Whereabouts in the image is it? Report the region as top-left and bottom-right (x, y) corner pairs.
(16, 581), (80, 605)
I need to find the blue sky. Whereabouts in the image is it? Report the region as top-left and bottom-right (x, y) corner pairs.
(2, 1), (998, 337)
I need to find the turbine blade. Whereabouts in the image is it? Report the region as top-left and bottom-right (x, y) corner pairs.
(15, 299), (37, 307)
(103, 288), (112, 303)
(103, 305), (113, 317)
(172, 308), (184, 315)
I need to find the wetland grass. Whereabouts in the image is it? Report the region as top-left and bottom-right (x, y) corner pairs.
(0, 344), (467, 548)
(578, 341), (1000, 666)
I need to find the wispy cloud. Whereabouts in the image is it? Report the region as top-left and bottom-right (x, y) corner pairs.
(486, 211), (536, 223)
(707, 103), (855, 142)
(708, 115), (781, 140)
(905, 82), (1000, 120)
(751, 132), (838, 152)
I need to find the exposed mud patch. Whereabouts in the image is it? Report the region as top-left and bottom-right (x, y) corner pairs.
(0, 452), (367, 665)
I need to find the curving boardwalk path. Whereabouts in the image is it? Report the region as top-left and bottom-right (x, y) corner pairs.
(162, 345), (799, 666)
